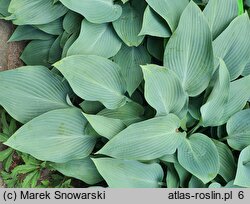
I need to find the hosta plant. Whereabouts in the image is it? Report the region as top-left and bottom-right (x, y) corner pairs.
(0, 0), (250, 188)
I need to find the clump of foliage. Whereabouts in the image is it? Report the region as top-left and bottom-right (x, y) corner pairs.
(0, 0), (250, 188)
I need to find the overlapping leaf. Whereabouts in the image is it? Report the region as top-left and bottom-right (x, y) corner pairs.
(242, 62), (250, 76)
(200, 59), (230, 126)
(227, 109), (250, 151)
(213, 13), (250, 80)
(97, 102), (144, 126)
(213, 140), (236, 182)
(20, 39), (55, 66)
(113, 3), (144, 47)
(0, 66), (70, 124)
(6, 0), (67, 25)
(35, 18), (63, 35)
(51, 157), (103, 184)
(59, 0), (122, 24)
(92, 158), (164, 188)
(188, 176), (206, 188)
(174, 162), (190, 188)
(234, 145), (250, 187)
(145, 0), (189, 31)
(98, 114), (186, 160)
(147, 37), (164, 60)
(54, 55), (127, 109)
(177, 133), (220, 184)
(113, 45), (151, 95)
(139, 6), (171, 38)
(164, 1), (214, 96)
(0, 0), (11, 17)
(201, 61), (250, 126)
(142, 64), (187, 118)
(203, 0), (238, 39)
(8, 26), (52, 42)
(67, 19), (122, 58)
(166, 164), (179, 188)
(83, 113), (126, 140)
(80, 101), (104, 115)
(62, 11), (82, 34)
(4, 108), (97, 163)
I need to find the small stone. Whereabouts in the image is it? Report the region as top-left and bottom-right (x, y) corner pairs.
(0, 20), (26, 71)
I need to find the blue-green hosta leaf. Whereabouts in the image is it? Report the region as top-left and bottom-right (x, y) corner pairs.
(160, 154), (178, 164)
(60, 31), (71, 48)
(0, 0), (11, 17)
(145, 0), (189, 31)
(147, 37), (164, 61)
(209, 182), (222, 188)
(54, 55), (127, 109)
(51, 157), (103, 185)
(61, 32), (78, 58)
(0, 66), (70, 124)
(48, 35), (63, 64)
(188, 176), (206, 188)
(6, 0), (67, 25)
(35, 18), (63, 35)
(174, 162), (190, 188)
(97, 114), (186, 160)
(113, 3), (144, 47)
(234, 145), (250, 187)
(177, 133), (220, 184)
(164, 1), (214, 97)
(142, 64), (187, 118)
(83, 113), (126, 140)
(92, 158), (164, 188)
(201, 64), (250, 127)
(8, 26), (52, 42)
(139, 6), (171, 38)
(97, 102), (144, 126)
(224, 180), (241, 188)
(4, 108), (96, 163)
(203, 0), (238, 39)
(130, 0), (147, 12)
(63, 11), (82, 35)
(166, 164), (179, 188)
(213, 13), (250, 80)
(113, 45), (151, 96)
(20, 39), (55, 66)
(80, 101), (104, 115)
(130, 90), (144, 105)
(213, 140), (236, 182)
(67, 19), (122, 58)
(200, 59), (230, 126)
(188, 93), (204, 121)
(209, 180), (241, 188)
(242, 62), (250, 76)
(59, 0), (122, 24)
(227, 109), (250, 151)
